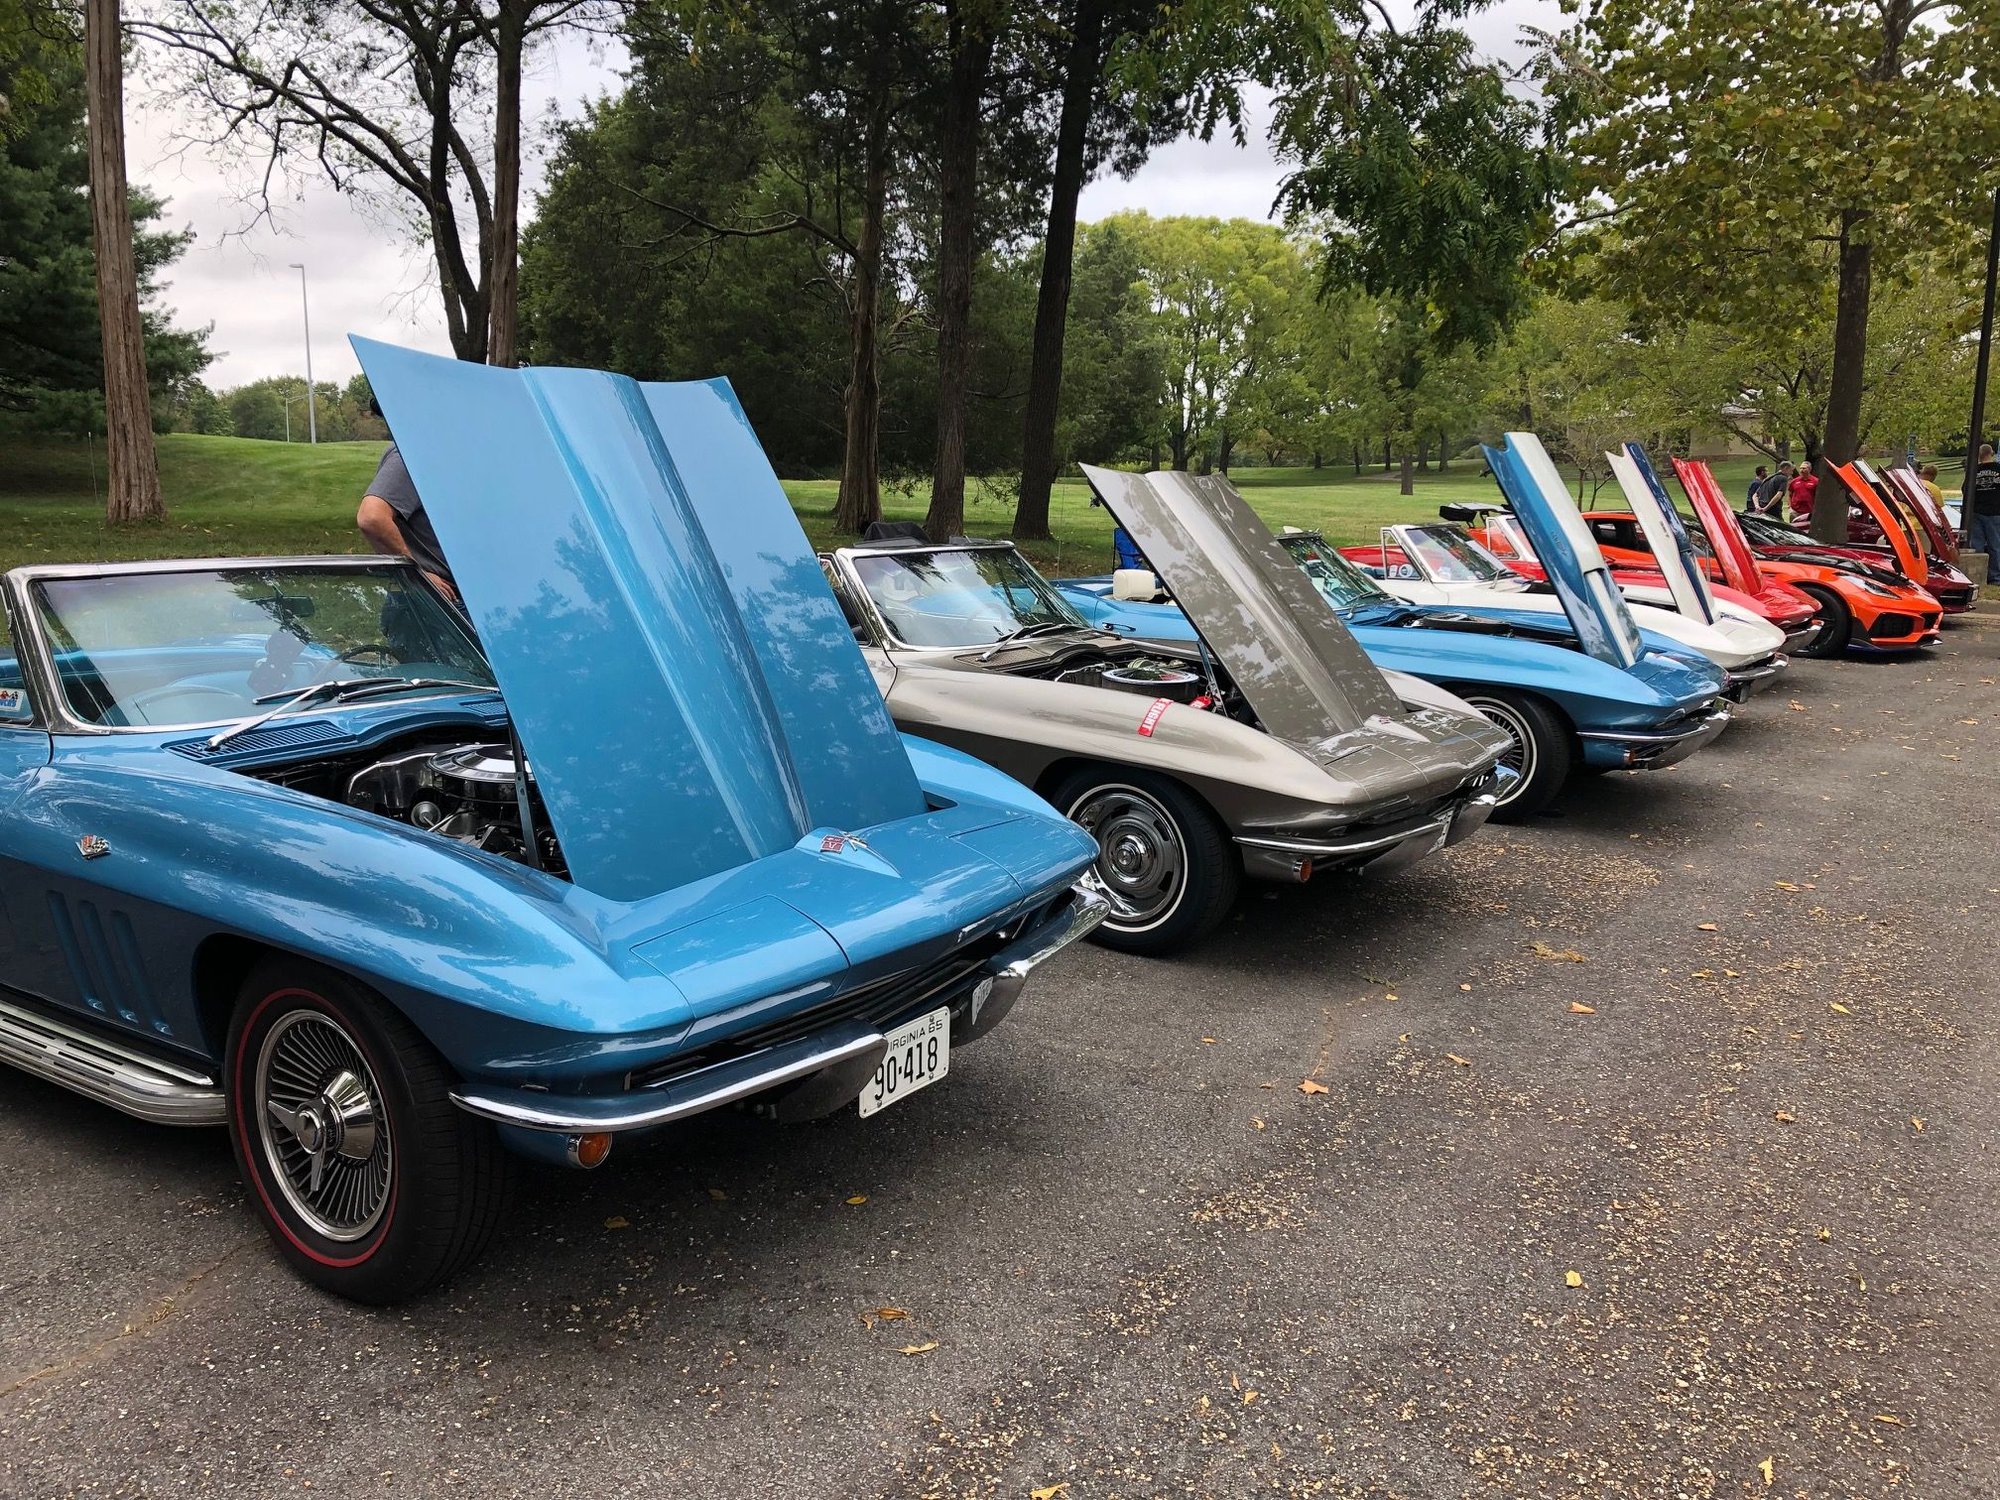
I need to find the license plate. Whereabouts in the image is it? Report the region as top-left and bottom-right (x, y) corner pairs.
(859, 1006), (952, 1118)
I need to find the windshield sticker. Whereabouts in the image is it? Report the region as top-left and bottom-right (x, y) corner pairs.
(1136, 698), (1172, 737)
(0, 688), (25, 717)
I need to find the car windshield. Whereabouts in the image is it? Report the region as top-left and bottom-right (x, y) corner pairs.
(30, 564), (494, 728)
(1393, 525), (1519, 583)
(847, 547), (1087, 647)
(1277, 536), (1392, 611)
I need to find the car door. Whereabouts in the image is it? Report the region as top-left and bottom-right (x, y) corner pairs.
(0, 601), (62, 1008)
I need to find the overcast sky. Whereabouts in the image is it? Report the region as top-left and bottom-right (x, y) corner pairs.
(134, 0), (1562, 392)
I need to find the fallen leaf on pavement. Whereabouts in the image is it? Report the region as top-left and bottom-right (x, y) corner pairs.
(1252, 1118), (1266, 1131)
(1298, 1079), (1329, 1096)
(1031, 1486), (1069, 1500)
(1873, 1414), (1905, 1426)
(1817, 1227), (1832, 1242)
(1384, 992), (1399, 1001)
(1242, 1390), (1259, 1405)
(1458, 982), (1473, 991)
(1788, 701), (1807, 711)
(603, 1215), (630, 1231)
(898, 1342), (937, 1356)
(1532, 941), (1586, 962)
(706, 1187), (728, 1202)
(1758, 1457), (1775, 1487)
(1200, 1036), (1217, 1044)
(1568, 1002), (1596, 1015)
(1911, 1117), (1926, 1132)
(1775, 880), (1800, 891)
(845, 1195), (868, 1206)
(1564, 1270), (1582, 1288)
(1446, 1054), (1471, 1067)
(876, 1307), (908, 1321)
(1830, 1001), (1853, 1015)
(1696, 922), (1719, 931)
(1774, 1110), (1796, 1123)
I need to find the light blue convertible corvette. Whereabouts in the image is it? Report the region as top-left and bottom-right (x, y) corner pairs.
(0, 341), (1102, 1302)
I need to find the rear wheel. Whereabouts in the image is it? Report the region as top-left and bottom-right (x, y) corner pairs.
(1453, 688), (1573, 821)
(1794, 584), (1851, 658)
(227, 957), (510, 1304)
(1053, 767), (1239, 957)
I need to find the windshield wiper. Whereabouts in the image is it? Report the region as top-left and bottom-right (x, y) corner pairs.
(978, 620), (1085, 661)
(209, 677), (496, 750)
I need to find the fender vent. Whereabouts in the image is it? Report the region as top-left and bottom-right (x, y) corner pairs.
(47, 894), (173, 1040)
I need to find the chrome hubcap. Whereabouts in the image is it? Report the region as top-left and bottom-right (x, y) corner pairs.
(256, 1011), (392, 1242)
(1069, 785), (1187, 931)
(1465, 699), (1535, 806)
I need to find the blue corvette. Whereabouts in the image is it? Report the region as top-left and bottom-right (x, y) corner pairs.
(1062, 485), (1731, 820)
(0, 342), (1102, 1302)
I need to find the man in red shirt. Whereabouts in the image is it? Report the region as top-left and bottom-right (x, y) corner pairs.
(1787, 464), (1820, 524)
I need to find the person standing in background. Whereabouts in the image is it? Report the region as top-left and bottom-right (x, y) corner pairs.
(1965, 443), (2000, 562)
(356, 400), (461, 607)
(1745, 465), (1770, 511)
(1919, 463), (1945, 510)
(1787, 463), (1820, 525)
(1754, 461), (1794, 516)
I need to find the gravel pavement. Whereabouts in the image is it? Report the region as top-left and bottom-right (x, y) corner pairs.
(3, 623), (1997, 1499)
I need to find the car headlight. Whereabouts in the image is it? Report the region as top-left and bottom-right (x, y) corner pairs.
(1856, 579), (1900, 598)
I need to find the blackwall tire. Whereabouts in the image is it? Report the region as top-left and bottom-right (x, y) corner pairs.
(1455, 688), (1573, 822)
(1794, 585), (1852, 658)
(226, 958), (510, 1304)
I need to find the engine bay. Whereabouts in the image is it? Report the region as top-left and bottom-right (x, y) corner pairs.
(247, 730), (569, 878)
(1005, 643), (1255, 722)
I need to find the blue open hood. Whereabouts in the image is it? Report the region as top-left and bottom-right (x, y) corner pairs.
(1482, 433), (1645, 670)
(352, 339), (924, 902)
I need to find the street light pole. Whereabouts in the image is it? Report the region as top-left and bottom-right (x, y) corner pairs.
(288, 262), (317, 445)
(1962, 187), (1999, 553)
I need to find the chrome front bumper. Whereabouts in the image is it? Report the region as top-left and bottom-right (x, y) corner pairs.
(1721, 653), (1788, 702)
(450, 884), (1108, 1136)
(1234, 767), (1513, 882)
(1578, 703), (1731, 770)
(1781, 621), (1823, 654)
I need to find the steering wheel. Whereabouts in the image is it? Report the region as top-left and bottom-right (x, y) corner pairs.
(123, 682), (250, 721)
(337, 643), (401, 665)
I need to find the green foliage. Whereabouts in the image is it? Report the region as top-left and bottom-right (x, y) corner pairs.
(1565, 0), (2000, 323)
(0, 24), (211, 424)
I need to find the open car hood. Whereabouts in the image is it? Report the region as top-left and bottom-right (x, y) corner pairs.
(1860, 460), (1954, 565)
(353, 338), (924, 902)
(1606, 444), (1720, 625)
(1076, 465), (1405, 743)
(1833, 462), (1926, 583)
(1671, 458), (1768, 597)
(1480, 433), (1645, 669)
(1878, 466), (1958, 561)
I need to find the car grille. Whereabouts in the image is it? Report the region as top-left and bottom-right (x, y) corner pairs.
(623, 895), (1066, 1092)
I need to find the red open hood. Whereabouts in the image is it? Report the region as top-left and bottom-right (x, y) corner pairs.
(1672, 459), (1766, 596)
(1832, 463), (1926, 584)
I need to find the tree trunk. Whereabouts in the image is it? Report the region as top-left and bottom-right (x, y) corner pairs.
(1011, 0), (1103, 542)
(1217, 429), (1233, 473)
(1816, 217), (1872, 542)
(1381, 435), (1393, 471)
(1399, 451), (1414, 497)
(1169, 425), (1188, 471)
(923, 10), (994, 543)
(1350, 443), (1361, 475)
(1311, 448), (1323, 470)
(85, 0), (164, 524)
(1437, 434), (1449, 474)
(836, 86), (892, 534)
(485, 0), (526, 368)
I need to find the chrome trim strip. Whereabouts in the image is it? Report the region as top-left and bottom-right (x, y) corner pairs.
(452, 1026), (891, 1133)
(1576, 704), (1732, 746)
(979, 884), (1108, 1018)
(1235, 811), (1455, 858)
(0, 997), (225, 1126)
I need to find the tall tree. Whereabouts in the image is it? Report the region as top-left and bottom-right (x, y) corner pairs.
(1563, 0), (2000, 541)
(137, 0), (621, 367)
(84, 0), (161, 521)
(921, 0), (998, 541)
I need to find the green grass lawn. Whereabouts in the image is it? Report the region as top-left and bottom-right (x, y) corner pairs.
(0, 427), (1773, 580)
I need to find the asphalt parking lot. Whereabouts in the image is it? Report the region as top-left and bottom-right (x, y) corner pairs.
(3, 624), (1997, 1500)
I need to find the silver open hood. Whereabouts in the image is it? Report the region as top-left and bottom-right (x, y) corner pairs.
(1077, 466), (1406, 747)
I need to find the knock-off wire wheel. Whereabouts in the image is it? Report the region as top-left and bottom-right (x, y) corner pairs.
(256, 1010), (394, 1241)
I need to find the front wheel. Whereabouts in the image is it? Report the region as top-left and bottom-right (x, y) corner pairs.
(1453, 688), (1573, 822)
(226, 958), (510, 1304)
(1052, 767), (1239, 957)
(1793, 585), (1851, 658)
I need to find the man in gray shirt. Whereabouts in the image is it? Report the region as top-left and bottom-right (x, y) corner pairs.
(357, 438), (460, 605)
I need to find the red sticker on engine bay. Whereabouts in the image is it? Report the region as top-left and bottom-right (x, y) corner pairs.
(1136, 698), (1172, 737)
